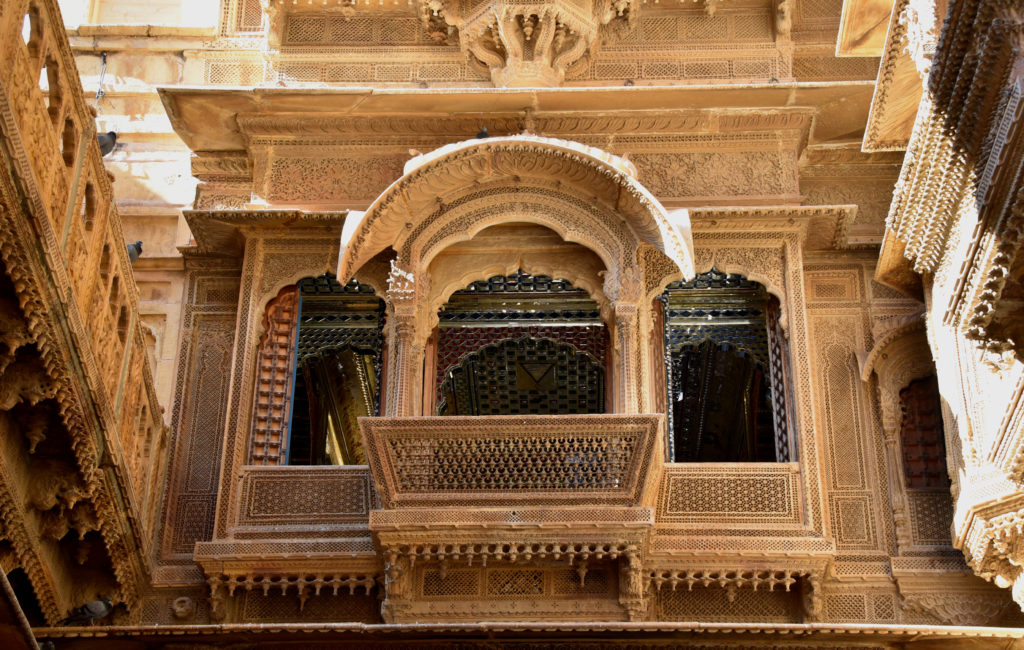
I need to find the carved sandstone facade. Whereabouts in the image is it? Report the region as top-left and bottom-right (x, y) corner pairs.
(0, 0), (1023, 647)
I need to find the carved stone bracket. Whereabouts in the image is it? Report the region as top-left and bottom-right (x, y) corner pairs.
(419, 0), (634, 86)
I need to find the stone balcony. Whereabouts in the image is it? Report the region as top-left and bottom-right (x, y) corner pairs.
(362, 414), (663, 622)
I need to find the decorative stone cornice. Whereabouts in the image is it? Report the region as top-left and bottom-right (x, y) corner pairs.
(183, 209), (348, 256)
(688, 205), (856, 250)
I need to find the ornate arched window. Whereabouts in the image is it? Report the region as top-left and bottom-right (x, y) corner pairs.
(434, 270), (608, 416)
(250, 274), (384, 465)
(661, 269), (791, 462)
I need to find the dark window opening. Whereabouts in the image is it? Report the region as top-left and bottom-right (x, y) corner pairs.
(6, 568), (46, 627)
(662, 269), (790, 462)
(899, 375), (950, 488)
(286, 275), (383, 466)
(436, 270), (608, 416)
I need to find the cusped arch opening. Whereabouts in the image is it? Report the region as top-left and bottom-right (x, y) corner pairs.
(426, 222), (610, 325)
(433, 268), (609, 416)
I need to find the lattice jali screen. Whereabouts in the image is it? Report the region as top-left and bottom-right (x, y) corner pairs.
(417, 566), (616, 600)
(422, 569), (481, 597)
(656, 464), (801, 526)
(236, 466), (374, 527)
(908, 489), (954, 546)
(487, 569), (545, 597)
(658, 586), (798, 622)
(240, 592), (379, 623)
(361, 414), (661, 508)
(435, 325), (607, 403)
(823, 592), (901, 623)
(236, 0), (263, 31)
(394, 430), (631, 489)
(437, 336), (605, 416)
(204, 60), (265, 86)
(283, 15), (434, 45)
(274, 58), (481, 84)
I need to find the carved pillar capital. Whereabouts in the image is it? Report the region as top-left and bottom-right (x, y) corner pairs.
(384, 261), (428, 416)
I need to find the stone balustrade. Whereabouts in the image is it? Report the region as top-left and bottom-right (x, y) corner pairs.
(362, 414), (664, 509)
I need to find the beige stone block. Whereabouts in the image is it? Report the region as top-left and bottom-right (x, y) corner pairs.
(104, 152), (196, 206)
(92, 0), (219, 28)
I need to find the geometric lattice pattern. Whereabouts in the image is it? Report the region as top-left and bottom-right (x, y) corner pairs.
(438, 336), (604, 416)
(362, 414), (660, 508)
(435, 325), (607, 402)
(437, 271), (607, 407)
(658, 470), (799, 524)
(909, 489), (954, 546)
(418, 567), (615, 600)
(659, 586), (798, 622)
(391, 421), (633, 491)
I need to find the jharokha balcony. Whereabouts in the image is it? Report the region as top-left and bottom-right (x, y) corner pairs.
(180, 132), (833, 623)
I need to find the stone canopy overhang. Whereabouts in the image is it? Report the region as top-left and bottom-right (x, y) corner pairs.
(159, 83), (872, 153)
(336, 134), (695, 283)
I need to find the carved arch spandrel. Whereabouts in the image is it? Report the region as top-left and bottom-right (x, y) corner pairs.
(691, 244), (788, 324)
(410, 191), (629, 276)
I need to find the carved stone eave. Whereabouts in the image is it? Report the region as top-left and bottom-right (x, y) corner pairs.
(191, 151), (253, 184)
(194, 542), (380, 578)
(648, 536), (836, 563)
(874, 229), (925, 300)
(183, 209), (348, 257)
(688, 205), (856, 250)
(862, 0), (925, 152)
(29, 622), (1024, 646)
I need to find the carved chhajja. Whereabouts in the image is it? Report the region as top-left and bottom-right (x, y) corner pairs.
(418, 0), (634, 86)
